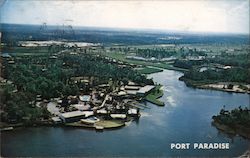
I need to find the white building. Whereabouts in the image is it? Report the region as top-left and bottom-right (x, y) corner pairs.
(137, 85), (155, 96)
(59, 111), (93, 123)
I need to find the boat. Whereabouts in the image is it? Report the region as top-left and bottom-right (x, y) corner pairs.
(81, 117), (100, 125)
(95, 126), (104, 130)
(125, 120), (132, 126)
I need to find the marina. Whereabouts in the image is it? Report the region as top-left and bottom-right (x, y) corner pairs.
(1, 70), (249, 157)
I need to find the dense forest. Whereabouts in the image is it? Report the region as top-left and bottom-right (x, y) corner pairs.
(180, 68), (250, 84)
(173, 59), (205, 69)
(176, 52), (250, 84)
(212, 107), (250, 138)
(0, 88), (50, 124)
(0, 53), (153, 124)
(213, 107), (250, 128)
(210, 53), (250, 68)
(135, 48), (177, 59)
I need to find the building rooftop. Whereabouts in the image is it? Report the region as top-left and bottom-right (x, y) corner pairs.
(51, 117), (62, 122)
(79, 95), (91, 102)
(128, 81), (138, 86)
(97, 109), (108, 114)
(60, 111), (86, 118)
(137, 85), (155, 94)
(117, 91), (126, 96)
(71, 104), (91, 111)
(126, 90), (138, 95)
(1, 53), (11, 58)
(125, 85), (141, 90)
(128, 109), (138, 115)
(110, 114), (126, 119)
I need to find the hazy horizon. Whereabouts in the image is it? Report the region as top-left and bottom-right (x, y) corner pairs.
(2, 22), (250, 36)
(1, 0), (249, 34)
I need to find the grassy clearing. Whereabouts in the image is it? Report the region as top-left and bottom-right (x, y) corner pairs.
(3, 46), (50, 54)
(105, 52), (188, 72)
(96, 120), (125, 128)
(145, 85), (165, 106)
(65, 120), (125, 129)
(2, 47), (50, 57)
(137, 67), (163, 74)
(106, 52), (149, 65)
(65, 122), (94, 128)
(150, 63), (188, 72)
(106, 53), (126, 61)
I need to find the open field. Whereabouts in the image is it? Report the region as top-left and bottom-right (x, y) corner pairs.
(105, 52), (188, 72)
(136, 67), (163, 74)
(65, 120), (125, 129)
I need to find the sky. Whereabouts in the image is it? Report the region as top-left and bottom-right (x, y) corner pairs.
(0, 0), (249, 34)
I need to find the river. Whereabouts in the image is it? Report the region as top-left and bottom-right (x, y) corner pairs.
(1, 70), (250, 157)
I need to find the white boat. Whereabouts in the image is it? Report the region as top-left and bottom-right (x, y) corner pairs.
(81, 117), (100, 125)
(95, 126), (104, 130)
(125, 121), (132, 126)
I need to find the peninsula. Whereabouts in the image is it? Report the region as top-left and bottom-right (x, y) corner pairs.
(212, 107), (250, 139)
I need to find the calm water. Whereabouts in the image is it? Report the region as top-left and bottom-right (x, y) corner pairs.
(1, 70), (250, 157)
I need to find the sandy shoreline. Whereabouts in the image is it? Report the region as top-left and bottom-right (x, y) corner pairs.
(198, 83), (250, 94)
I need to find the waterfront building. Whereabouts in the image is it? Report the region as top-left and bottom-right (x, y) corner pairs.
(110, 114), (127, 119)
(59, 111), (89, 123)
(51, 117), (62, 124)
(79, 95), (91, 102)
(137, 85), (155, 96)
(128, 109), (138, 116)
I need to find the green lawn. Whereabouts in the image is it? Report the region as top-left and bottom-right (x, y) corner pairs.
(136, 67), (163, 74)
(149, 63), (188, 72)
(105, 52), (188, 72)
(65, 120), (125, 129)
(145, 85), (165, 106)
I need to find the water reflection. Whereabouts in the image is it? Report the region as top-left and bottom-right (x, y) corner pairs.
(165, 95), (177, 107)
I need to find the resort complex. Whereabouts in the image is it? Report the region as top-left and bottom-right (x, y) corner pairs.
(47, 82), (156, 129)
